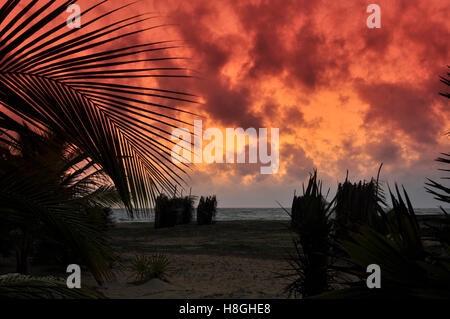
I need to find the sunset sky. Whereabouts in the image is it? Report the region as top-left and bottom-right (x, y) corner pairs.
(8, 0), (450, 207)
(147, 0), (450, 207)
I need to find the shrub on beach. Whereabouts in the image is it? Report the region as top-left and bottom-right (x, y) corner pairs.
(285, 171), (334, 297)
(154, 194), (195, 228)
(197, 196), (217, 225)
(182, 196), (195, 224)
(334, 176), (386, 237)
(173, 196), (195, 225)
(154, 194), (177, 228)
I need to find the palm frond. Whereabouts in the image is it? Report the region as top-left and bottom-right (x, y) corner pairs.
(0, 116), (116, 283)
(326, 186), (450, 299)
(438, 66), (450, 98)
(0, 1), (199, 216)
(425, 153), (450, 205)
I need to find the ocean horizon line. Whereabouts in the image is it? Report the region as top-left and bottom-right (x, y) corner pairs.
(110, 207), (447, 223)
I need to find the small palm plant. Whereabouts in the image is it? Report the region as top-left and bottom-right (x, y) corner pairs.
(284, 171), (334, 298)
(128, 255), (153, 283)
(128, 254), (170, 284)
(148, 253), (171, 281)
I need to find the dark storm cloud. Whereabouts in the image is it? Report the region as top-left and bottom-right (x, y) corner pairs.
(365, 139), (401, 164)
(356, 81), (443, 145)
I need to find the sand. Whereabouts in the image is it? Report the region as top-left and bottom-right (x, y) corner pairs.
(84, 221), (293, 298)
(1, 219), (444, 299)
(90, 253), (290, 299)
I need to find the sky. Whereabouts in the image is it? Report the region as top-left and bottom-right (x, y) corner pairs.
(144, 0), (450, 207)
(6, 0), (450, 208)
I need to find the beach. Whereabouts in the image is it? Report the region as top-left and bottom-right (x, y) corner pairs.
(88, 216), (444, 298)
(0, 221), (294, 298)
(0, 216), (445, 298)
(92, 221), (294, 298)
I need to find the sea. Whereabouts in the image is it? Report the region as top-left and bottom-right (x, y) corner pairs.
(111, 207), (445, 223)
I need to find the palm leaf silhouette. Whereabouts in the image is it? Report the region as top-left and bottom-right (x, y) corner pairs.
(0, 1), (198, 216)
(425, 67), (450, 207)
(0, 112), (120, 281)
(438, 66), (450, 99)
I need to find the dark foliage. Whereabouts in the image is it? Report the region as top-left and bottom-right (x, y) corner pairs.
(335, 175), (386, 237)
(0, 1), (198, 216)
(322, 185), (450, 299)
(425, 153), (450, 207)
(154, 194), (195, 228)
(197, 196), (217, 225)
(0, 115), (118, 282)
(424, 68), (450, 248)
(128, 253), (170, 284)
(285, 171), (334, 297)
(154, 194), (177, 228)
(438, 66), (450, 99)
(172, 196), (195, 224)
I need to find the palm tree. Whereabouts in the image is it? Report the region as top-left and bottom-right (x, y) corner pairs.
(0, 112), (118, 282)
(0, 1), (198, 215)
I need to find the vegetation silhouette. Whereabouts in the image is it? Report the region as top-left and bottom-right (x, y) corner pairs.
(0, 1), (198, 215)
(0, 1), (196, 298)
(197, 195), (217, 225)
(284, 171), (334, 297)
